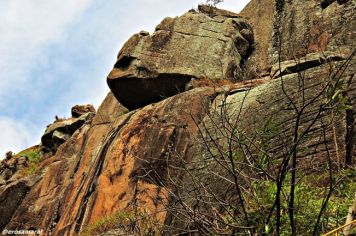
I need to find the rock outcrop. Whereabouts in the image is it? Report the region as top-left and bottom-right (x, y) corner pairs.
(240, 0), (355, 71)
(41, 108), (96, 153)
(0, 175), (41, 231)
(2, 87), (219, 235)
(0, 156), (28, 185)
(240, 0), (356, 166)
(107, 6), (254, 110)
(71, 104), (96, 118)
(163, 50), (355, 232)
(0, 1), (355, 235)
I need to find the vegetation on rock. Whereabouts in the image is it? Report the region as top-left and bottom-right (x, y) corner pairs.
(0, 1), (355, 235)
(15, 146), (43, 176)
(80, 211), (134, 236)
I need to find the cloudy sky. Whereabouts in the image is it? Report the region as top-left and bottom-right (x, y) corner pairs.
(0, 0), (249, 156)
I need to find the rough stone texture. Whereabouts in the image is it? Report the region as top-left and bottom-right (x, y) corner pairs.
(270, 51), (347, 78)
(0, 3), (355, 235)
(238, 0), (356, 165)
(71, 104), (96, 118)
(240, 0), (355, 71)
(91, 92), (128, 126)
(107, 6), (254, 110)
(3, 87), (217, 235)
(0, 156), (29, 185)
(270, 0), (355, 63)
(41, 112), (95, 153)
(223, 59), (355, 169)
(165, 53), (355, 232)
(0, 175), (41, 231)
(240, 0), (275, 71)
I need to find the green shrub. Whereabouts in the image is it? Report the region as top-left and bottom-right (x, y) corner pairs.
(246, 170), (356, 235)
(80, 210), (134, 236)
(15, 146), (43, 176)
(80, 210), (164, 236)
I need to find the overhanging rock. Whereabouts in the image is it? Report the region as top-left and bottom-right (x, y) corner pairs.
(107, 6), (254, 110)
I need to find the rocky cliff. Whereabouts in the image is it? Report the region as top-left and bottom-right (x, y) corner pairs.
(107, 6), (254, 109)
(0, 1), (355, 235)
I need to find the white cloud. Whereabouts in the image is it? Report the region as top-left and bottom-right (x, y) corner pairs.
(0, 116), (34, 158)
(0, 0), (93, 155)
(0, 0), (92, 102)
(0, 0), (250, 156)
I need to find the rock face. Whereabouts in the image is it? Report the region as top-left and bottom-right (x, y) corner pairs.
(240, 0), (355, 71)
(269, 51), (347, 79)
(0, 156), (29, 185)
(231, 56), (354, 165)
(71, 104), (96, 118)
(164, 51), (355, 232)
(41, 111), (95, 153)
(0, 2), (355, 236)
(107, 6), (254, 110)
(240, 0), (356, 163)
(0, 175), (41, 231)
(240, 0), (275, 71)
(1, 87), (217, 235)
(270, 0), (354, 62)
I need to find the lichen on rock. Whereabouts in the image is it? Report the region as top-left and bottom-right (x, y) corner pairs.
(107, 5), (254, 110)
(0, 2), (355, 235)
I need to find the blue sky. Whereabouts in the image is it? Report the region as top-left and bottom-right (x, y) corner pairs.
(0, 0), (249, 156)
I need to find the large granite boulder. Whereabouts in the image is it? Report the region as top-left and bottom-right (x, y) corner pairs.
(107, 6), (254, 110)
(71, 104), (96, 118)
(0, 3), (354, 235)
(41, 112), (95, 153)
(2, 87), (220, 235)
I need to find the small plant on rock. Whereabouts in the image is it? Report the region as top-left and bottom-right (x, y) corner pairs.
(205, 0), (224, 7)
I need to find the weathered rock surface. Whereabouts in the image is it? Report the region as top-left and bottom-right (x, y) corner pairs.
(227, 57), (354, 167)
(239, 0), (356, 174)
(0, 156), (29, 185)
(0, 175), (41, 231)
(270, 51), (347, 78)
(41, 112), (95, 153)
(107, 6), (254, 110)
(240, 0), (275, 71)
(71, 104), (96, 118)
(165, 52), (356, 232)
(0, 2), (355, 235)
(240, 0), (355, 71)
(1, 87), (218, 235)
(91, 92), (128, 126)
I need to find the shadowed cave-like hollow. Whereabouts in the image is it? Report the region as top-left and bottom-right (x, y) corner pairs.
(107, 74), (192, 110)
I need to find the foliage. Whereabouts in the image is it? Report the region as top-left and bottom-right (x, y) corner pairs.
(80, 210), (162, 236)
(16, 146), (43, 176)
(80, 210), (134, 236)
(326, 77), (353, 113)
(16, 146), (42, 162)
(247, 169), (356, 235)
(161, 49), (355, 235)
